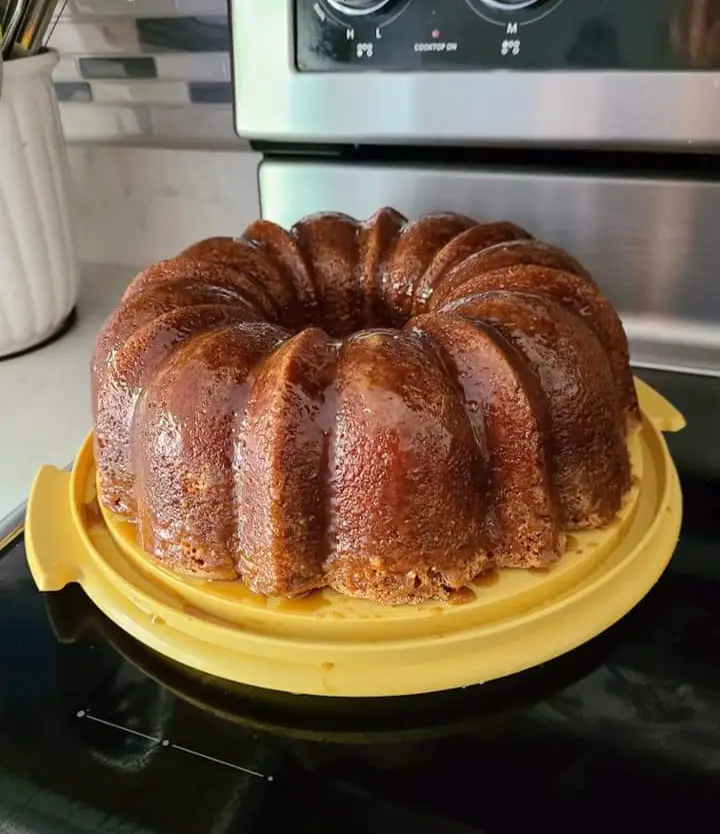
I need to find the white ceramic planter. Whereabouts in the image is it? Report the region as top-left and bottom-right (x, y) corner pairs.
(0, 50), (79, 358)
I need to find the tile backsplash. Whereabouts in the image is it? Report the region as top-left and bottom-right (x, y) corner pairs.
(50, 1), (241, 146)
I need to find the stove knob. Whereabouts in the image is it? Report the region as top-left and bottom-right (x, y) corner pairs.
(480, 0), (542, 9)
(326, 0), (394, 16)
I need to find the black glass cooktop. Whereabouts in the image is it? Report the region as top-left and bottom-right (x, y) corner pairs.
(1, 369), (719, 834)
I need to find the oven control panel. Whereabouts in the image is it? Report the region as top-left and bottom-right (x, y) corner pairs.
(296, 0), (720, 71)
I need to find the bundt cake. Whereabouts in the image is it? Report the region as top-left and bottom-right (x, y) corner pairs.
(92, 208), (640, 606)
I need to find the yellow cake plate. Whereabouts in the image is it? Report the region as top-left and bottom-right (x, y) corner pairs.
(26, 378), (684, 698)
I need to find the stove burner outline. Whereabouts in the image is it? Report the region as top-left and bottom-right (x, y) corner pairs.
(75, 710), (274, 782)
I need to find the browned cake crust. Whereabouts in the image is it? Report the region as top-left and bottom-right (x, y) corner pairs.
(411, 221), (532, 315)
(381, 213), (477, 325)
(124, 256), (280, 321)
(448, 291), (630, 527)
(133, 322), (288, 579)
(291, 213), (363, 337)
(180, 236), (298, 323)
(92, 208), (636, 605)
(428, 238), (597, 309)
(241, 220), (317, 327)
(409, 312), (562, 568)
(435, 263), (640, 426)
(324, 329), (490, 605)
(235, 328), (339, 597)
(93, 288), (262, 516)
(357, 207), (407, 328)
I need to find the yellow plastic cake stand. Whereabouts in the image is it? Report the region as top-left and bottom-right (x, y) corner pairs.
(26, 378), (684, 698)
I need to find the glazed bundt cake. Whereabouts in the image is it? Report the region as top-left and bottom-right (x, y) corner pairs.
(92, 208), (639, 605)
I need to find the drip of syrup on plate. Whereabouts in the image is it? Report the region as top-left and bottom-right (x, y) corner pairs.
(447, 586), (478, 605)
(81, 498), (104, 529)
(475, 569), (499, 588)
(272, 590), (333, 613)
(565, 534), (580, 552)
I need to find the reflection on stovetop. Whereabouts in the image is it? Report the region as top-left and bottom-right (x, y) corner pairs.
(0, 368), (719, 834)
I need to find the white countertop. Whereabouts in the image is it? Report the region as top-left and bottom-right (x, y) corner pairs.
(0, 264), (135, 537)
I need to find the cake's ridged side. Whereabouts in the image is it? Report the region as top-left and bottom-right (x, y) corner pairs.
(291, 213), (363, 337)
(429, 239), (596, 310)
(235, 328), (339, 596)
(451, 291), (630, 528)
(411, 221), (532, 315)
(122, 258), (279, 321)
(381, 213), (477, 325)
(132, 321), (287, 580)
(92, 280), (253, 388)
(180, 236), (298, 324)
(437, 264), (640, 425)
(242, 219), (317, 328)
(410, 312), (563, 568)
(325, 328), (490, 605)
(90, 206), (639, 606)
(357, 207), (407, 328)
(95, 302), (262, 518)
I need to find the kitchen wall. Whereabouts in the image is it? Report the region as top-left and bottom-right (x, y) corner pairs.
(52, 0), (240, 146)
(68, 145), (261, 266)
(49, 2), (261, 266)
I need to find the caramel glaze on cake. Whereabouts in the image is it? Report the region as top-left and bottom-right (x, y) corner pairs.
(92, 208), (640, 606)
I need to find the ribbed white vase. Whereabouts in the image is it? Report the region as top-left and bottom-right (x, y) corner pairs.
(0, 50), (79, 358)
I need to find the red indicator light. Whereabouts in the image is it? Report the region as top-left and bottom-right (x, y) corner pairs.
(431, 28), (440, 38)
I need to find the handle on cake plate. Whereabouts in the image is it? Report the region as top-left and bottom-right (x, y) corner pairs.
(25, 465), (85, 591)
(634, 378), (686, 433)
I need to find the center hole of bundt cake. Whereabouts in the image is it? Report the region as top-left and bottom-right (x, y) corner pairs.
(301, 293), (408, 340)
(317, 316), (404, 341)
